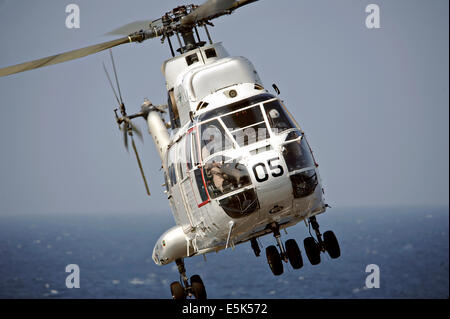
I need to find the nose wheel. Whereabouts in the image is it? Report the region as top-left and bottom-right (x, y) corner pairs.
(170, 259), (207, 300)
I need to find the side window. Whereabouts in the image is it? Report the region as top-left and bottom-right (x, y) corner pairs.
(168, 145), (177, 186)
(194, 168), (209, 203)
(186, 132), (192, 171)
(169, 163), (177, 186)
(163, 171), (169, 192)
(177, 136), (186, 181)
(192, 129), (200, 167)
(168, 89), (181, 129)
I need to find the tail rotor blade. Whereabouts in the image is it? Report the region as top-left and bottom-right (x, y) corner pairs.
(131, 137), (151, 196)
(129, 121), (143, 141)
(121, 123), (129, 151)
(102, 62), (121, 105)
(109, 49), (123, 105)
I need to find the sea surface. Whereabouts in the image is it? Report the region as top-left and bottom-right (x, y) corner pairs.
(0, 207), (448, 299)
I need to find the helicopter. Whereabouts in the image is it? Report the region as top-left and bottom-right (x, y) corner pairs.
(0, 0), (341, 299)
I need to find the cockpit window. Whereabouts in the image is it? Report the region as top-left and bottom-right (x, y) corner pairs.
(221, 105), (270, 147)
(198, 93), (275, 122)
(263, 100), (296, 134)
(282, 136), (315, 172)
(200, 119), (233, 161)
(219, 188), (259, 218)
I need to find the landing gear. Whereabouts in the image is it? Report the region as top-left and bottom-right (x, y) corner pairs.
(170, 259), (207, 300)
(260, 217), (340, 274)
(304, 216), (341, 265)
(324, 230), (341, 259)
(285, 239), (303, 269)
(264, 222), (303, 275)
(304, 236), (321, 265)
(190, 275), (207, 300)
(250, 237), (261, 257)
(170, 281), (185, 299)
(266, 245), (283, 275)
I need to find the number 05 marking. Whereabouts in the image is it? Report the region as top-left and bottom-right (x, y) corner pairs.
(252, 157), (284, 182)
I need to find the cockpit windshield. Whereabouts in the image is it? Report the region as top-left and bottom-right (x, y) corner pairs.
(221, 105), (270, 147)
(191, 94), (306, 217)
(263, 100), (297, 134)
(282, 136), (316, 172)
(199, 106), (271, 161)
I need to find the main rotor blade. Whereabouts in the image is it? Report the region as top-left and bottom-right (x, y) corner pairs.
(131, 137), (151, 196)
(182, 0), (258, 25)
(0, 34), (143, 77)
(182, 0), (235, 25)
(229, 0), (260, 12)
(106, 20), (151, 36)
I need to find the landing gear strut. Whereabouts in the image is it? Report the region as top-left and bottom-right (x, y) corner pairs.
(304, 216), (341, 266)
(170, 258), (207, 300)
(250, 238), (261, 257)
(265, 222), (303, 276)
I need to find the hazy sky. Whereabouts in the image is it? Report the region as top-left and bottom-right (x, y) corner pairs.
(0, 0), (448, 215)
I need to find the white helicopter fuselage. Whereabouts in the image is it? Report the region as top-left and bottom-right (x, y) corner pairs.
(149, 43), (327, 266)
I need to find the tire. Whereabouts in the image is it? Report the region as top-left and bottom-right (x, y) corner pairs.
(170, 281), (185, 300)
(266, 245), (284, 276)
(324, 231), (341, 259)
(285, 239), (303, 269)
(190, 275), (207, 300)
(303, 237), (321, 265)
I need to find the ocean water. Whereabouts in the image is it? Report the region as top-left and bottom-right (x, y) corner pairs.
(0, 207), (448, 299)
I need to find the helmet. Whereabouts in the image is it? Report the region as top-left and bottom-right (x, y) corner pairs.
(269, 109), (280, 119)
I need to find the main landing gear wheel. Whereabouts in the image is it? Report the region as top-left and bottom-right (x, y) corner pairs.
(285, 239), (303, 269)
(190, 275), (207, 300)
(266, 245), (283, 276)
(170, 259), (207, 300)
(170, 281), (185, 300)
(304, 216), (341, 265)
(264, 223), (305, 275)
(303, 237), (321, 265)
(324, 230), (341, 259)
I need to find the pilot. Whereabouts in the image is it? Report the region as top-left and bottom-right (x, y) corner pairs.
(202, 134), (225, 193)
(210, 162), (225, 193)
(267, 108), (289, 132)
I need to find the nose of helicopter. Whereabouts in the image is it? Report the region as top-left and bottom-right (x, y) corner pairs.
(247, 150), (293, 215)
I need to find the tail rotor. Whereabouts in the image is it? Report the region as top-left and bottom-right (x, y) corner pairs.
(103, 49), (151, 196)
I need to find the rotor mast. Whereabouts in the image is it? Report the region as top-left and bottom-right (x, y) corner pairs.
(159, 5), (212, 56)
